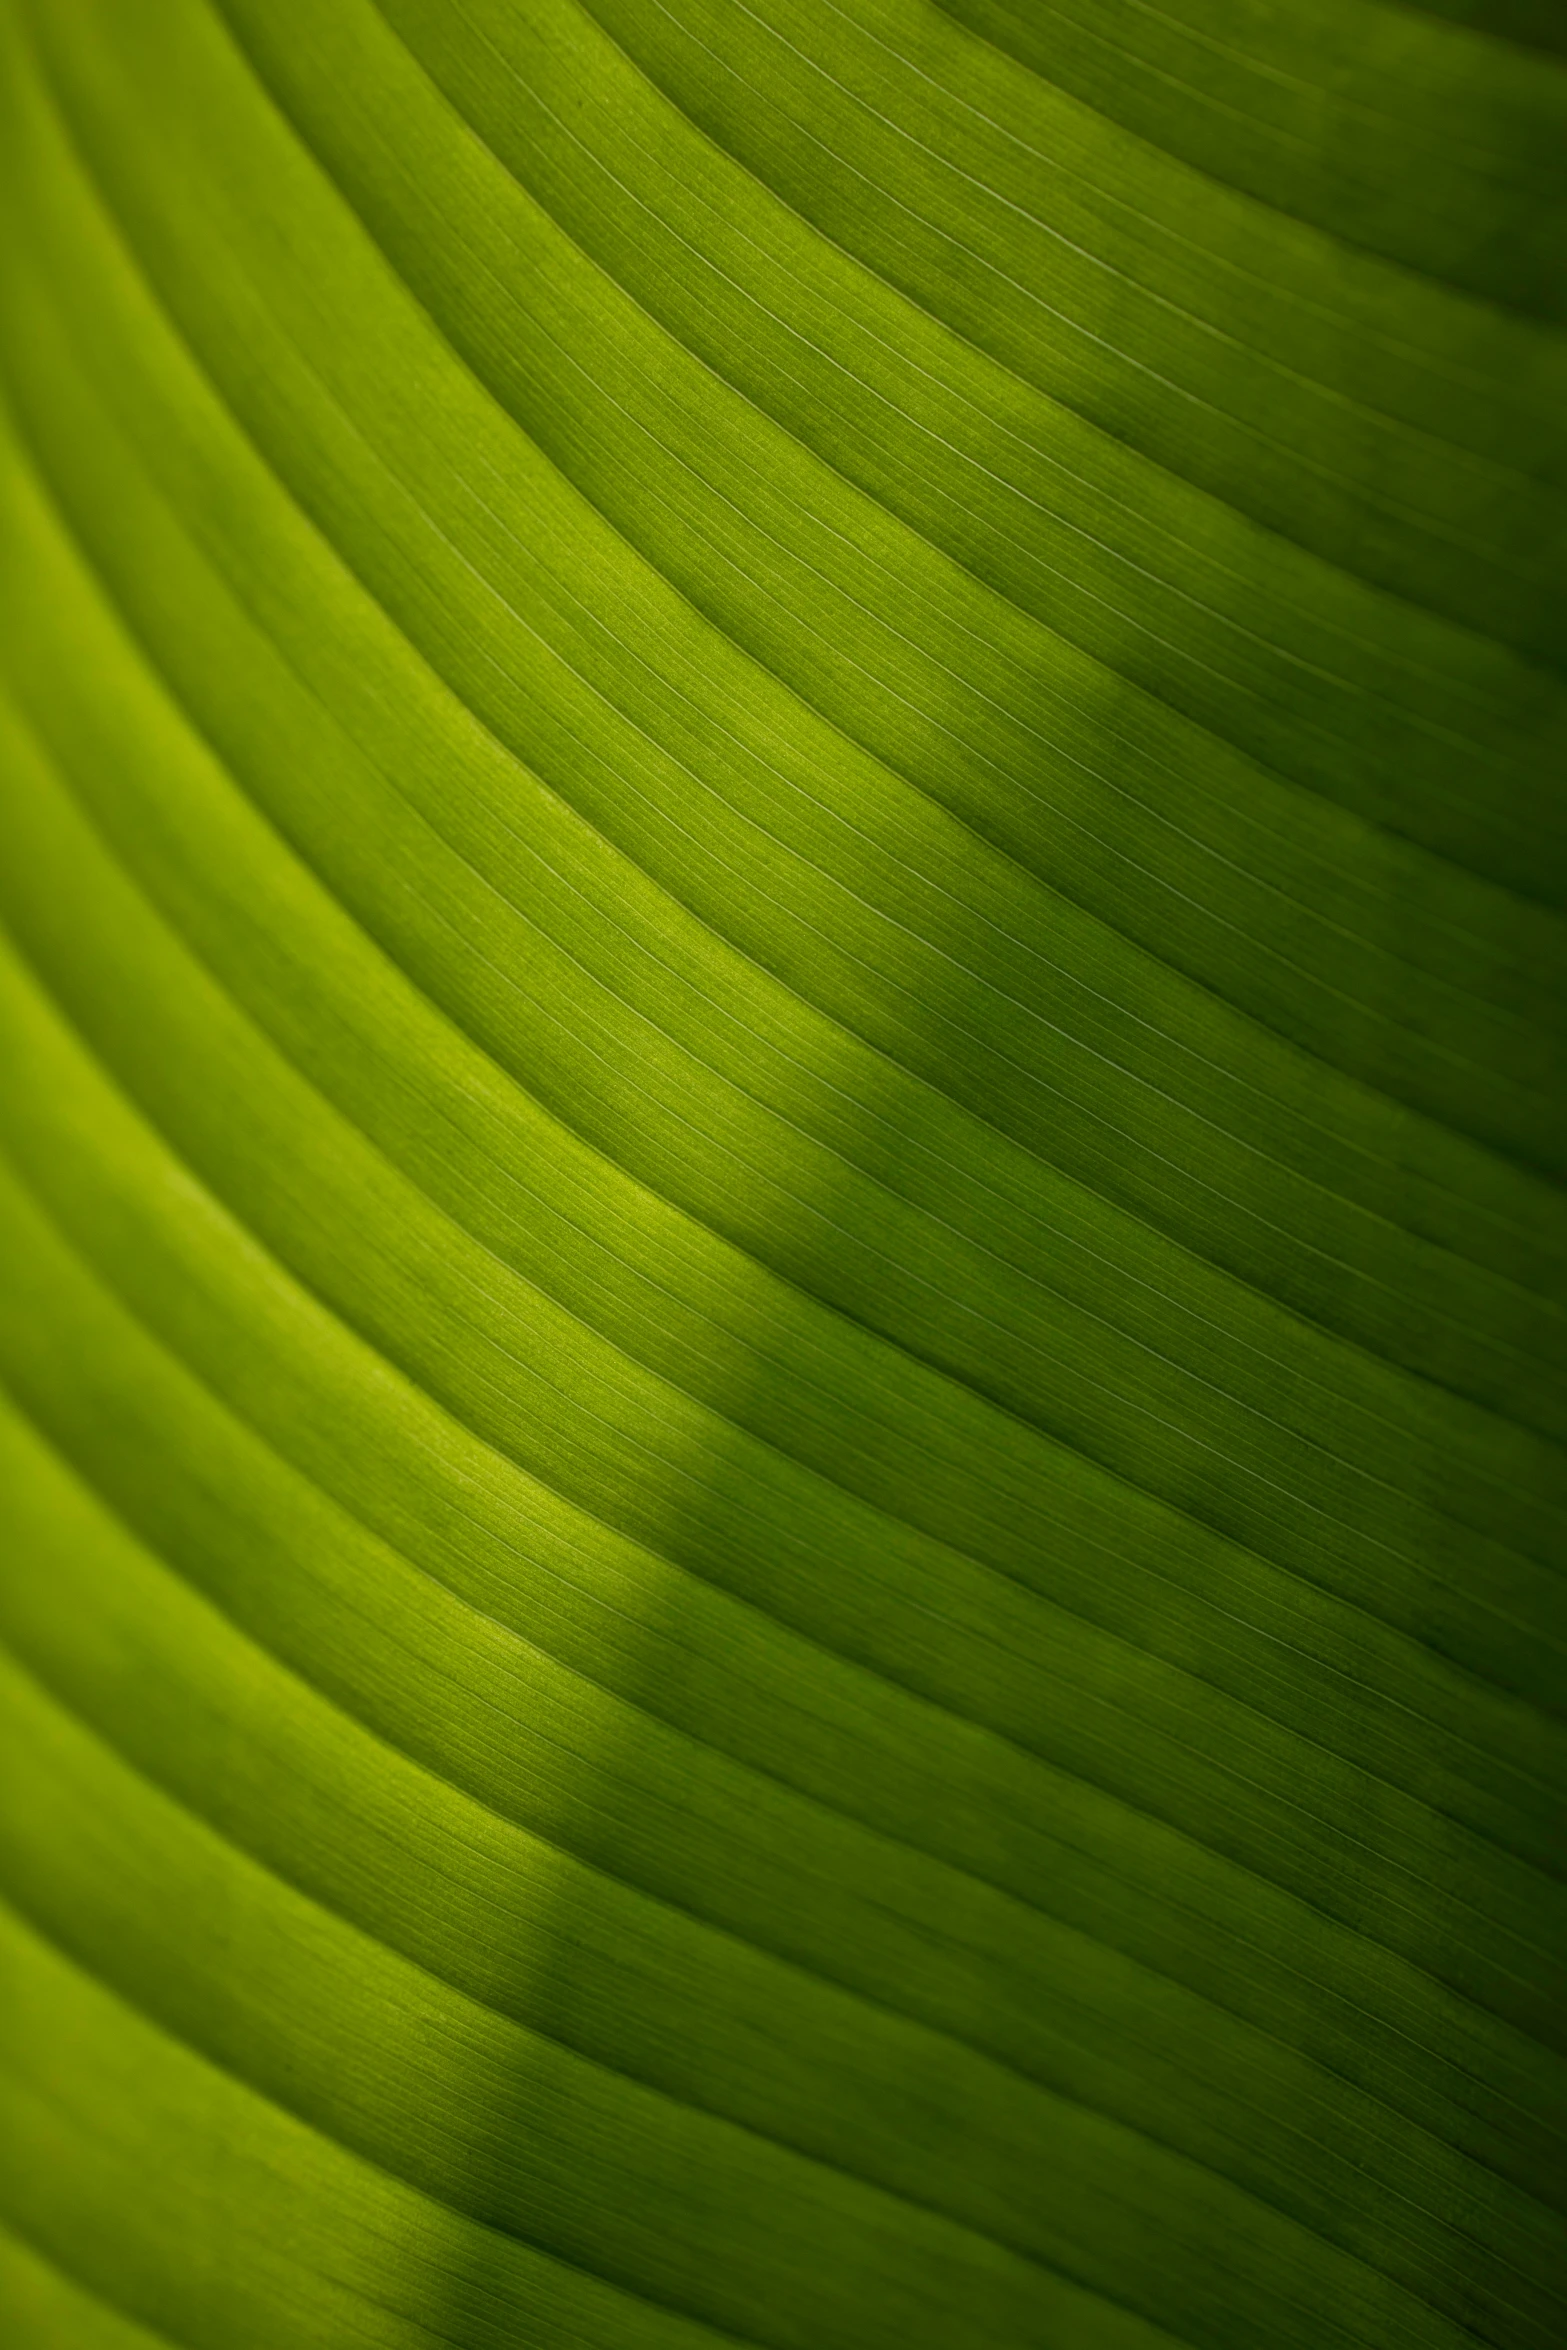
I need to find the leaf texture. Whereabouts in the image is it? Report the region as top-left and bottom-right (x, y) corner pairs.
(0, 1), (1563, 2344)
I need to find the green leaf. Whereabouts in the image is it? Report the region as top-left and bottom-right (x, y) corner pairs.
(1, 0), (1563, 2343)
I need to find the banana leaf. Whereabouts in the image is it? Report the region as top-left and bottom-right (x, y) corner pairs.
(1, 2), (1563, 2344)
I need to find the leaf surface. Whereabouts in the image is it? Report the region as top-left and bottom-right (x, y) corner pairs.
(1, 1), (1564, 2343)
